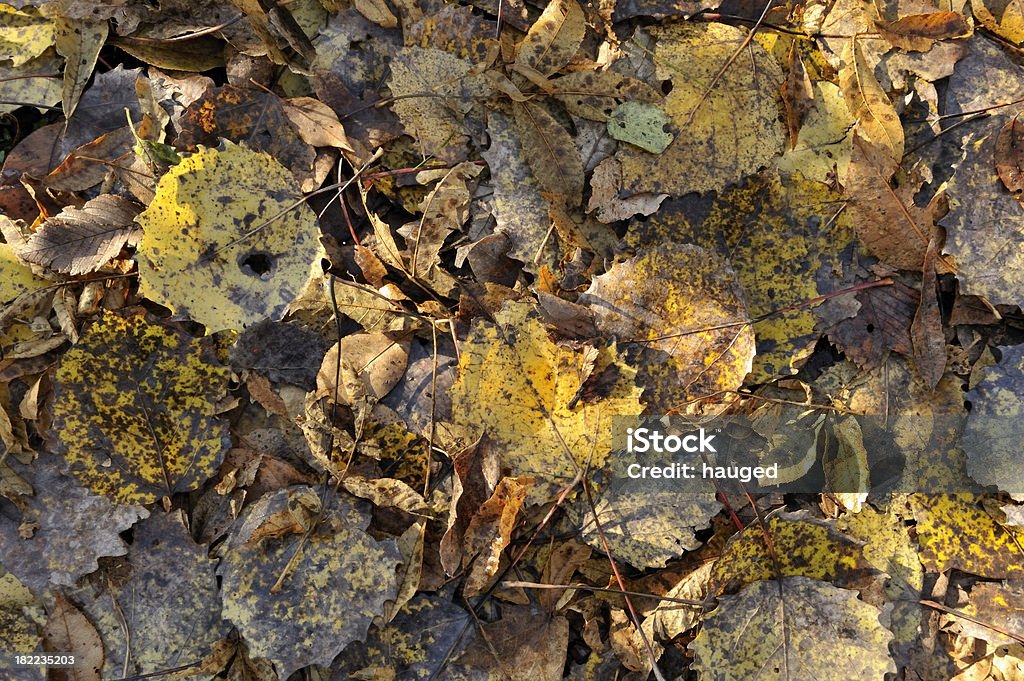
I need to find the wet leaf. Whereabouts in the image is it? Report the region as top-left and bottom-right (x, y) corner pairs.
(219, 487), (400, 680)
(616, 22), (785, 197)
(20, 195), (141, 275)
(690, 576), (896, 680)
(579, 243), (754, 412)
(52, 311), (232, 505)
(136, 142), (327, 332)
(451, 301), (643, 501)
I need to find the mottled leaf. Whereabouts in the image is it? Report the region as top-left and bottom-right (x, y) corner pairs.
(690, 577), (896, 680)
(962, 344), (1024, 497)
(514, 0), (585, 77)
(994, 114), (1024, 193)
(52, 311), (231, 505)
(451, 301), (643, 502)
(48, 11), (107, 121)
(219, 487), (400, 680)
(136, 142), (327, 332)
(0, 567), (45, 655)
(912, 494), (1024, 577)
(550, 69), (661, 122)
(616, 22), (785, 197)
(512, 100), (584, 207)
(0, 5), (54, 67)
(579, 243), (754, 412)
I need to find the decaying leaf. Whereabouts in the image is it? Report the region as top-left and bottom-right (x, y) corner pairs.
(995, 114), (1024, 193)
(606, 101), (673, 154)
(0, 567), (46, 655)
(550, 69), (661, 122)
(462, 475), (534, 595)
(690, 576), (897, 680)
(451, 301), (643, 501)
(876, 12), (972, 52)
(456, 606), (570, 681)
(632, 170), (858, 380)
(514, 0), (585, 77)
(512, 100), (584, 207)
(52, 311), (231, 505)
(20, 195), (141, 275)
(70, 511), (229, 679)
(912, 494), (1024, 577)
(136, 142), (327, 332)
(43, 593), (104, 681)
(941, 116), (1024, 307)
(219, 487), (400, 679)
(961, 344), (1024, 497)
(316, 331), (412, 405)
(616, 22), (786, 197)
(579, 242), (754, 412)
(45, 8), (107, 121)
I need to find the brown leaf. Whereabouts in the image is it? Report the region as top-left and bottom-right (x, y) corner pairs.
(43, 593), (104, 681)
(912, 236), (946, 389)
(512, 100), (584, 207)
(826, 280), (919, 370)
(515, 0), (586, 76)
(995, 114), (1024, 193)
(846, 134), (951, 271)
(780, 44), (814, 149)
(316, 331), (412, 405)
(21, 194), (141, 275)
(439, 435), (501, 576)
(462, 475), (534, 596)
(876, 12), (971, 51)
(43, 126), (135, 192)
(353, 0), (399, 27)
(281, 96), (354, 151)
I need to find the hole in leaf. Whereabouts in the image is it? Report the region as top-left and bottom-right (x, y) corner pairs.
(661, 79), (673, 95)
(866, 323), (875, 333)
(239, 251), (276, 278)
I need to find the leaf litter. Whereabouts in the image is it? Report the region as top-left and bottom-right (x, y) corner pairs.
(1, 0), (1024, 678)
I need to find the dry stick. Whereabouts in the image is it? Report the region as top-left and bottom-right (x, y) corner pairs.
(500, 581), (707, 607)
(919, 600), (1024, 645)
(684, 0), (777, 127)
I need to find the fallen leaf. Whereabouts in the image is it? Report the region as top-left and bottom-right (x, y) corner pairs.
(911, 236), (946, 390)
(316, 331), (412, 405)
(52, 311), (232, 505)
(462, 475), (534, 595)
(512, 100), (584, 207)
(0, 5), (55, 67)
(550, 69), (661, 122)
(281, 96), (354, 151)
(840, 38), (904, 164)
(514, 0), (585, 77)
(994, 114), (1024, 193)
(45, 8), (107, 121)
(606, 101), (673, 153)
(0, 567), (46, 654)
(824, 280), (918, 370)
(616, 22), (785, 196)
(912, 494), (1024, 577)
(579, 242), (754, 412)
(876, 12), (972, 52)
(43, 594), (104, 681)
(219, 487), (400, 679)
(690, 576), (896, 680)
(136, 142), (327, 332)
(20, 195), (140, 275)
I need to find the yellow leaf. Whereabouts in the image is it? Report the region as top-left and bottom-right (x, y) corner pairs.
(579, 242), (754, 413)
(0, 5), (54, 67)
(912, 494), (1024, 578)
(52, 311), (231, 505)
(616, 22), (786, 197)
(839, 37), (904, 164)
(451, 301), (643, 501)
(136, 142), (327, 332)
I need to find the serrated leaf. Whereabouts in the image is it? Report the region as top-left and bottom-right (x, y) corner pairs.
(515, 0), (585, 77)
(690, 576), (896, 680)
(219, 487), (400, 680)
(511, 100), (584, 207)
(52, 311), (232, 505)
(21, 195), (141, 275)
(136, 142), (327, 332)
